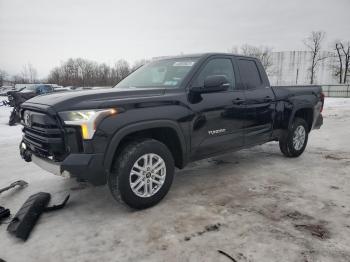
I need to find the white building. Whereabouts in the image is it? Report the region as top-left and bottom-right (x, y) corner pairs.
(268, 51), (337, 86)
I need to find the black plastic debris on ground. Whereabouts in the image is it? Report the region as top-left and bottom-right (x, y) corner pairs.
(0, 206), (10, 221)
(7, 192), (70, 241)
(295, 224), (330, 239)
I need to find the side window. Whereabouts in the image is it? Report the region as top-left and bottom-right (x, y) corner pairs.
(46, 86), (53, 92)
(36, 86), (43, 94)
(42, 85), (53, 93)
(192, 58), (235, 89)
(37, 85), (52, 94)
(237, 59), (262, 89)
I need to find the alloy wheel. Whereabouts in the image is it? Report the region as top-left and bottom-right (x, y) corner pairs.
(129, 153), (166, 198)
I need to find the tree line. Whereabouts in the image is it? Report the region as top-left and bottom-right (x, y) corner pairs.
(0, 59), (148, 88)
(0, 31), (349, 87)
(47, 58), (149, 87)
(231, 31), (349, 85)
(303, 31), (349, 84)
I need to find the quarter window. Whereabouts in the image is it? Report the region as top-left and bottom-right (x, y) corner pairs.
(237, 59), (262, 89)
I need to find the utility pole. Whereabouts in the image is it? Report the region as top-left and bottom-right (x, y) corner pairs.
(296, 68), (299, 85)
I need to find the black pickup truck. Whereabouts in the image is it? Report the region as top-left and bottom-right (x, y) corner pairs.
(19, 53), (324, 209)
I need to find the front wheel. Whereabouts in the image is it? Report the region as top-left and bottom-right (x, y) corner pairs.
(279, 117), (309, 157)
(108, 139), (175, 209)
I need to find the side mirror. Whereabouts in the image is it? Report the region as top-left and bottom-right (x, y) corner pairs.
(192, 75), (230, 94)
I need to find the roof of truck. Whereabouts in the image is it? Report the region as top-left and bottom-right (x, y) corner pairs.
(153, 52), (255, 61)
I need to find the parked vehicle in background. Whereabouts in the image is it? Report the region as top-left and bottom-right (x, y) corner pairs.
(7, 84), (56, 125)
(19, 53), (324, 209)
(0, 86), (15, 96)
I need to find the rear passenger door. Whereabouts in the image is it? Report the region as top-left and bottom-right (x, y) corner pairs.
(237, 58), (275, 145)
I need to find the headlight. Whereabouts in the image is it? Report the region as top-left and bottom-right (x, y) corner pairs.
(59, 108), (117, 139)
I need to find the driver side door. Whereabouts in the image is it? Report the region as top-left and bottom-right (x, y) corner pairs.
(189, 56), (246, 160)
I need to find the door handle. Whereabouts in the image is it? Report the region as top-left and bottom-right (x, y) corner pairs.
(232, 98), (245, 105)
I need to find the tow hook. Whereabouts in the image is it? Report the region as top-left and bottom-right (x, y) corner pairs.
(19, 142), (32, 162)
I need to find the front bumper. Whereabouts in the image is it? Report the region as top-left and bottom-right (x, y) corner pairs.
(32, 154), (70, 178)
(20, 142), (107, 185)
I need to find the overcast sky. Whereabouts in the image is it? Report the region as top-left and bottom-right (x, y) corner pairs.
(0, 0), (349, 78)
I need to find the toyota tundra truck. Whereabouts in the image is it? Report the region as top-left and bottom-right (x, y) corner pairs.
(19, 53), (324, 209)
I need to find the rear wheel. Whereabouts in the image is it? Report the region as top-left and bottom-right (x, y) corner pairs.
(279, 117), (309, 157)
(108, 139), (175, 209)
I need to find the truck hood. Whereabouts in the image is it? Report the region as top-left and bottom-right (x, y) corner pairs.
(23, 87), (166, 111)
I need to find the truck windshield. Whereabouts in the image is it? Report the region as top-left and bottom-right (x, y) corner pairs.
(114, 58), (199, 89)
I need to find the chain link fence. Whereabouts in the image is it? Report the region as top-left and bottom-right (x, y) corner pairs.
(321, 85), (350, 97)
(274, 84), (350, 98)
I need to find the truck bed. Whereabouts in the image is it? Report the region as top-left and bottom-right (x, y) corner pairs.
(272, 85), (322, 100)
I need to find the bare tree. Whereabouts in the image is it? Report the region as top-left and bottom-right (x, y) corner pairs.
(48, 67), (61, 84)
(0, 69), (8, 86)
(47, 58), (131, 87)
(131, 59), (150, 72)
(340, 42), (350, 83)
(21, 63), (37, 83)
(12, 75), (22, 84)
(334, 42), (344, 83)
(229, 46), (239, 54)
(97, 63), (111, 86)
(114, 59), (130, 83)
(233, 44), (274, 74)
(329, 41), (350, 84)
(303, 31), (327, 84)
(28, 64), (37, 83)
(20, 66), (28, 83)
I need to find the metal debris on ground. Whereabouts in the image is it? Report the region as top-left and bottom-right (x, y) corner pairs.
(0, 180), (28, 194)
(217, 250), (238, 262)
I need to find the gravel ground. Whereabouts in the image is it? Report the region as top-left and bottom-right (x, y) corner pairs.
(0, 98), (349, 262)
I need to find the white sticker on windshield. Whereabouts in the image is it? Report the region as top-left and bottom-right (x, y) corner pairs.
(173, 61), (195, 67)
(164, 80), (178, 86)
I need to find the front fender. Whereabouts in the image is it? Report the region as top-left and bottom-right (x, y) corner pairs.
(103, 120), (187, 172)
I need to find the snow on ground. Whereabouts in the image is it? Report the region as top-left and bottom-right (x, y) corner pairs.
(0, 98), (350, 262)
(0, 106), (22, 142)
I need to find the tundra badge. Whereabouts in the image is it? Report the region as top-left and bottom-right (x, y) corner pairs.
(208, 129), (226, 135)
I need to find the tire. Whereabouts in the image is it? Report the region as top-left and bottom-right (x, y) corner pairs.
(279, 117), (309, 157)
(108, 139), (175, 209)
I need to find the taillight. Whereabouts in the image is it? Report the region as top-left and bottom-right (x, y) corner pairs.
(320, 92), (325, 112)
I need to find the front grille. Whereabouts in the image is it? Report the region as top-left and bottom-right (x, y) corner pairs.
(22, 110), (66, 160)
